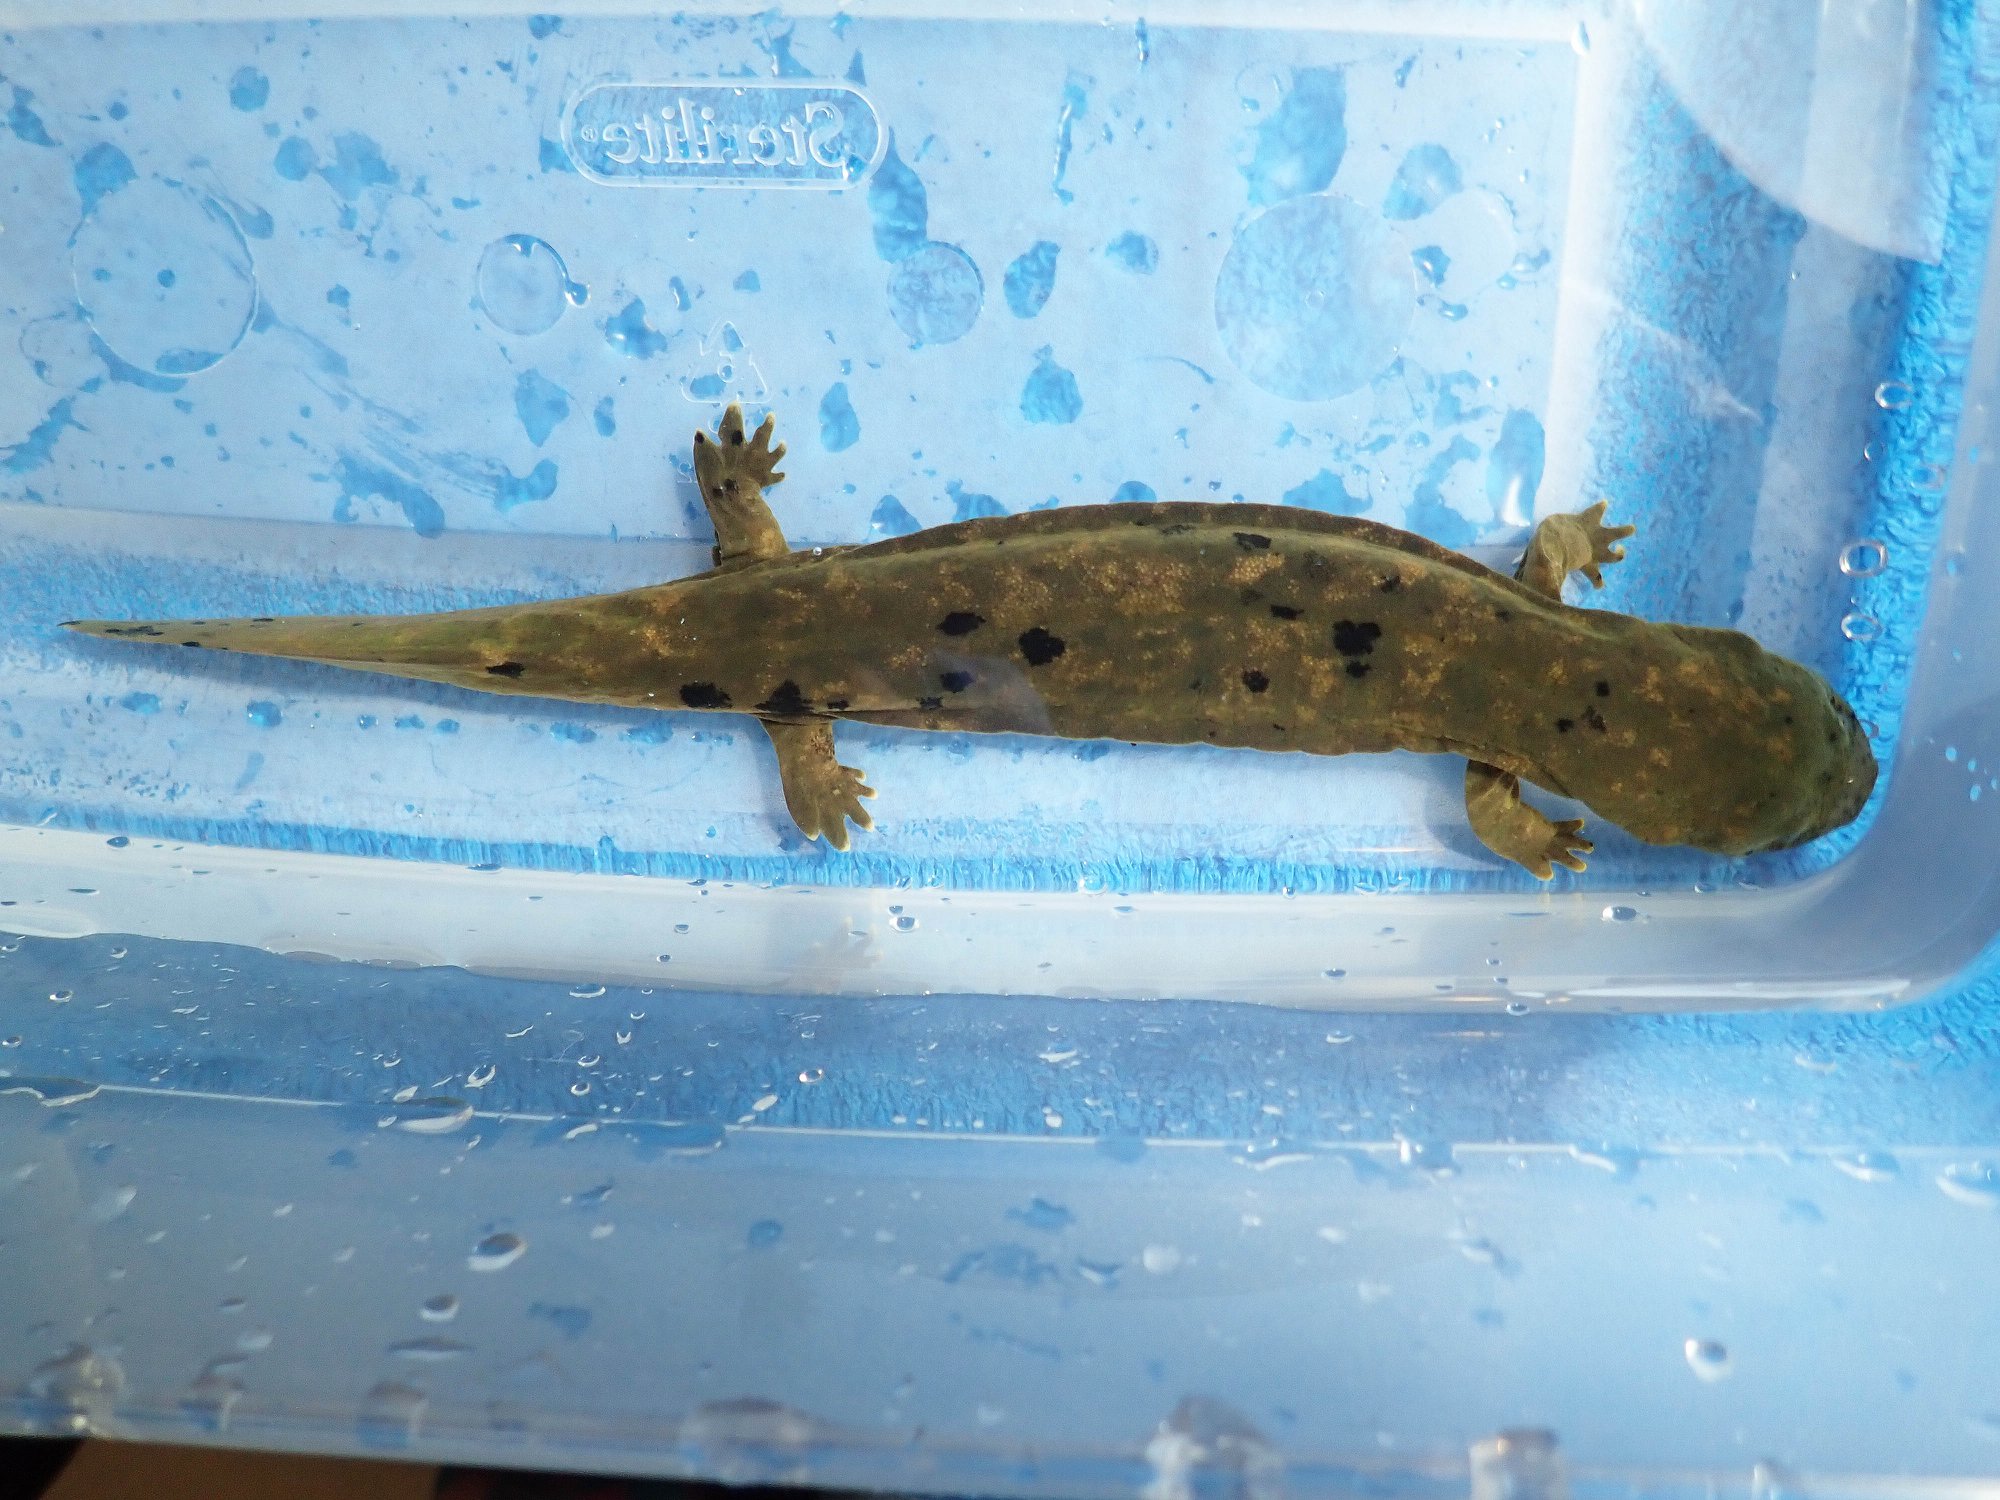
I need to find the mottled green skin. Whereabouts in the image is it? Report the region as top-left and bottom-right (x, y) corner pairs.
(69, 500), (1875, 859)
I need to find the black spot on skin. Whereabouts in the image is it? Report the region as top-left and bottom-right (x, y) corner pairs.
(487, 661), (526, 678)
(1582, 706), (1608, 734)
(106, 625), (163, 638)
(1332, 620), (1382, 657)
(1018, 626), (1066, 666)
(917, 695), (943, 710)
(1345, 660), (1370, 680)
(1595, 680), (1611, 697)
(826, 698), (850, 711)
(1238, 587), (1263, 606)
(756, 680), (812, 716)
(1269, 604), (1302, 620)
(181, 640), (202, 648)
(1377, 575), (1402, 593)
(1556, 718), (1575, 734)
(1159, 522), (1196, 536)
(252, 617), (275, 624)
(679, 682), (730, 709)
(1494, 607), (1513, 622)
(694, 432), (706, 445)
(937, 611), (986, 636)
(728, 428), (744, 446)
(939, 670), (974, 693)
(1241, 669), (1270, 693)
(1233, 531), (1272, 551)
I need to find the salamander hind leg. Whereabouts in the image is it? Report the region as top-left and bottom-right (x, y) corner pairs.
(1515, 500), (1636, 599)
(1464, 761), (1591, 879)
(761, 718), (875, 851)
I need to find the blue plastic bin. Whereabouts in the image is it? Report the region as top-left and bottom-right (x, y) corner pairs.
(5, 1), (2000, 1491)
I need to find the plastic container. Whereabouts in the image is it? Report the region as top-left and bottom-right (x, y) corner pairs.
(5, 0), (2000, 1492)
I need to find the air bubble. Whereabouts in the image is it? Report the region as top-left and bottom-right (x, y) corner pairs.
(49, 989), (73, 1004)
(798, 1068), (824, 1084)
(1840, 612), (1881, 643)
(1141, 1244), (1182, 1274)
(1915, 464), (1948, 492)
(1838, 540), (1887, 577)
(465, 1063), (495, 1089)
(892, 914), (917, 932)
(569, 984), (606, 1000)
(1874, 380), (1913, 410)
(1601, 905), (1638, 922)
(419, 1293), (459, 1322)
(1570, 20), (1591, 53)
(1683, 1338), (1732, 1382)
(1504, 1001), (1529, 1017)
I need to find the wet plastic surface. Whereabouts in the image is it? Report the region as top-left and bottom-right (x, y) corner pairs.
(5, 0), (2000, 1492)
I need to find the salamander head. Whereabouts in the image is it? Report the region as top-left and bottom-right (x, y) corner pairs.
(1661, 628), (1878, 854)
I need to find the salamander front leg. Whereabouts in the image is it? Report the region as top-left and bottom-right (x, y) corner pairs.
(1464, 761), (1591, 879)
(1515, 500), (1635, 599)
(762, 718), (875, 851)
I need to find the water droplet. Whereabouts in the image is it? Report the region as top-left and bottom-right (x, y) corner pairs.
(891, 914), (918, 932)
(468, 1231), (526, 1272)
(0, 1076), (100, 1107)
(465, 1063), (496, 1089)
(1602, 904), (1639, 923)
(1, 1037), (19, 1048)
(798, 1067), (824, 1084)
(1146, 1396), (1282, 1500)
(27, 1345), (126, 1431)
(1683, 1338), (1732, 1382)
(49, 989), (72, 1004)
(576, 1054), (601, 1069)
(1504, 1001), (1530, 1017)
(1937, 1162), (2000, 1209)
(356, 1381), (427, 1448)
(1839, 539), (1887, 577)
(475, 234), (574, 337)
(1874, 380), (1913, 410)
(390, 1097), (473, 1134)
(419, 1293), (459, 1323)
(568, 984), (606, 1000)
(1471, 1429), (1565, 1500)
(1840, 612), (1881, 643)
(182, 1364), (244, 1433)
(1323, 967), (1347, 980)
(1215, 193), (1411, 401)
(1399, 1138), (1458, 1174)
(86, 1184), (136, 1224)
(387, 1337), (471, 1362)
(1831, 1149), (1899, 1183)
(1141, 1244), (1182, 1274)
(568, 1081), (590, 1097)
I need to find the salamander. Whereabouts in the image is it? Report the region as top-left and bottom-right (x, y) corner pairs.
(64, 404), (1877, 876)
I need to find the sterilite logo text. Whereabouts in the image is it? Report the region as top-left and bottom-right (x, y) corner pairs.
(561, 82), (886, 189)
